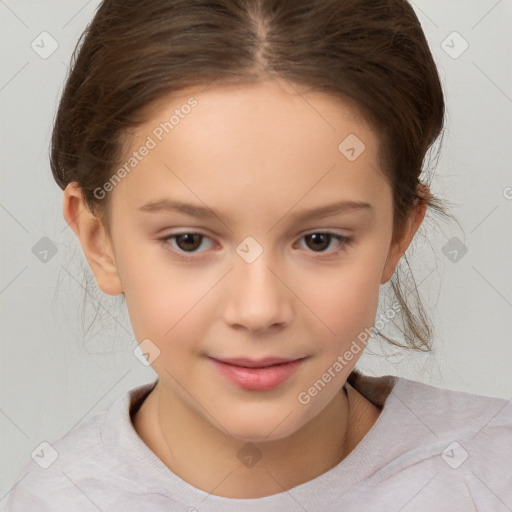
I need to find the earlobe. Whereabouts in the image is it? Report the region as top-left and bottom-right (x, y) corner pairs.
(63, 183), (124, 296)
(380, 188), (428, 284)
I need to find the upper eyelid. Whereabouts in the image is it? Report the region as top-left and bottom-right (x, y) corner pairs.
(161, 229), (349, 241)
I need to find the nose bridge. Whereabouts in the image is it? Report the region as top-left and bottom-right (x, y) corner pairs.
(223, 240), (292, 331)
(234, 248), (275, 292)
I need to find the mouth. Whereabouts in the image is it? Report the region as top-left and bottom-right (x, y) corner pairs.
(208, 356), (307, 391)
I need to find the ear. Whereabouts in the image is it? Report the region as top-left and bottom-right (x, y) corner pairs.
(380, 185), (429, 284)
(63, 182), (124, 295)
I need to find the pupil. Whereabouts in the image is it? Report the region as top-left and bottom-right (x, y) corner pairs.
(177, 234), (201, 251)
(307, 233), (329, 251)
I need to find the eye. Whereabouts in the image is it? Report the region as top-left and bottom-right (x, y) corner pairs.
(159, 231), (350, 259)
(161, 232), (215, 255)
(297, 232), (350, 255)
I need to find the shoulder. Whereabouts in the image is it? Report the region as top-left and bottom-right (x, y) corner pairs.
(349, 370), (512, 443)
(353, 372), (512, 464)
(6, 413), (107, 510)
(389, 376), (512, 436)
(6, 382), (156, 511)
(388, 377), (512, 504)
(348, 374), (512, 508)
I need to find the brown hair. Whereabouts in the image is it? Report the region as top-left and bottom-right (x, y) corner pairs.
(52, 0), (452, 351)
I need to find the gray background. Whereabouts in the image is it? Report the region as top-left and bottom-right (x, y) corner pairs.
(1, 0), (511, 505)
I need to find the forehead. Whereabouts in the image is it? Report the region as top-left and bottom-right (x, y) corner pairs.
(112, 79), (389, 219)
(130, 78), (381, 157)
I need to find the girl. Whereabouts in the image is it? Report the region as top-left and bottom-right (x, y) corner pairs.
(7, 0), (511, 510)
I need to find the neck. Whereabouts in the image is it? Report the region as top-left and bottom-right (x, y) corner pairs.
(132, 380), (380, 498)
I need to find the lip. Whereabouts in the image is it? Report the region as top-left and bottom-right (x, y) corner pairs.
(209, 356), (306, 391)
(213, 357), (301, 368)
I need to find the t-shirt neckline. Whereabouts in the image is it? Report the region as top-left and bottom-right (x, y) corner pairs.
(101, 374), (403, 508)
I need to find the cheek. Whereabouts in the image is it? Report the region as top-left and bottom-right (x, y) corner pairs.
(295, 254), (386, 342)
(117, 242), (220, 343)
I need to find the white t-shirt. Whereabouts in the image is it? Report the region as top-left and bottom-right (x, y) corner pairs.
(6, 374), (512, 511)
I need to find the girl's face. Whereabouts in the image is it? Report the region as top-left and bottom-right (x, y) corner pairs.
(84, 79), (421, 441)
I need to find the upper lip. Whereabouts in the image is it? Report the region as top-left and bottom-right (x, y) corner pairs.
(210, 356), (305, 368)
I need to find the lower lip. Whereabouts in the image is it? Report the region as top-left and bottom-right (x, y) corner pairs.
(210, 358), (305, 391)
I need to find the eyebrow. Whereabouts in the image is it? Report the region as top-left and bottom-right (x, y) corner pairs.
(138, 199), (373, 223)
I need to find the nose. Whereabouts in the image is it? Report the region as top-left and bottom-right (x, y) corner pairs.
(222, 249), (293, 333)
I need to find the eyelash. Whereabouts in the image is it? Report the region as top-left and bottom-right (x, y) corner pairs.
(159, 231), (351, 260)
